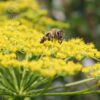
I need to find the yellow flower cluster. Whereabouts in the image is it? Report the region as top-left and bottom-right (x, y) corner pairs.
(0, 20), (99, 77)
(0, 0), (39, 14)
(0, 0), (68, 32)
(82, 63), (100, 77)
(0, 53), (82, 77)
(43, 39), (100, 60)
(0, 0), (99, 78)
(0, 20), (99, 60)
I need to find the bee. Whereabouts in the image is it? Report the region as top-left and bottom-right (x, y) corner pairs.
(40, 28), (63, 44)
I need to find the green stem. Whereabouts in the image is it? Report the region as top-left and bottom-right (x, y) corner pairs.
(28, 77), (95, 94)
(83, 90), (100, 94)
(43, 91), (86, 96)
(49, 77), (95, 90)
(42, 85), (99, 96)
(43, 90), (100, 96)
(27, 78), (96, 96)
(19, 68), (26, 94)
(64, 57), (73, 62)
(91, 57), (100, 62)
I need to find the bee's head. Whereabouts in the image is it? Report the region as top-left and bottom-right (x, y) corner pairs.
(57, 29), (63, 39)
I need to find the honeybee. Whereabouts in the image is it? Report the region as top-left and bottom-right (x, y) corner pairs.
(40, 28), (63, 44)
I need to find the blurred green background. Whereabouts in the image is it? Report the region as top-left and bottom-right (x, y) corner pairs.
(38, 0), (100, 50)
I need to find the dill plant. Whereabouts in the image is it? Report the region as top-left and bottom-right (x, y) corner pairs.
(0, 0), (100, 100)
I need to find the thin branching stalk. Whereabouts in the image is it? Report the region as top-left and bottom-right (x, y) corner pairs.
(42, 86), (99, 96)
(27, 77), (95, 94)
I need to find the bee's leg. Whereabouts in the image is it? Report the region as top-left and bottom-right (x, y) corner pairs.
(48, 33), (53, 41)
(48, 36), (51, 41)
(57, 31), (63, 42)
(45, 33), (51, 41)
(58, 38), (63, 44)
(51, 35), (53, 41)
